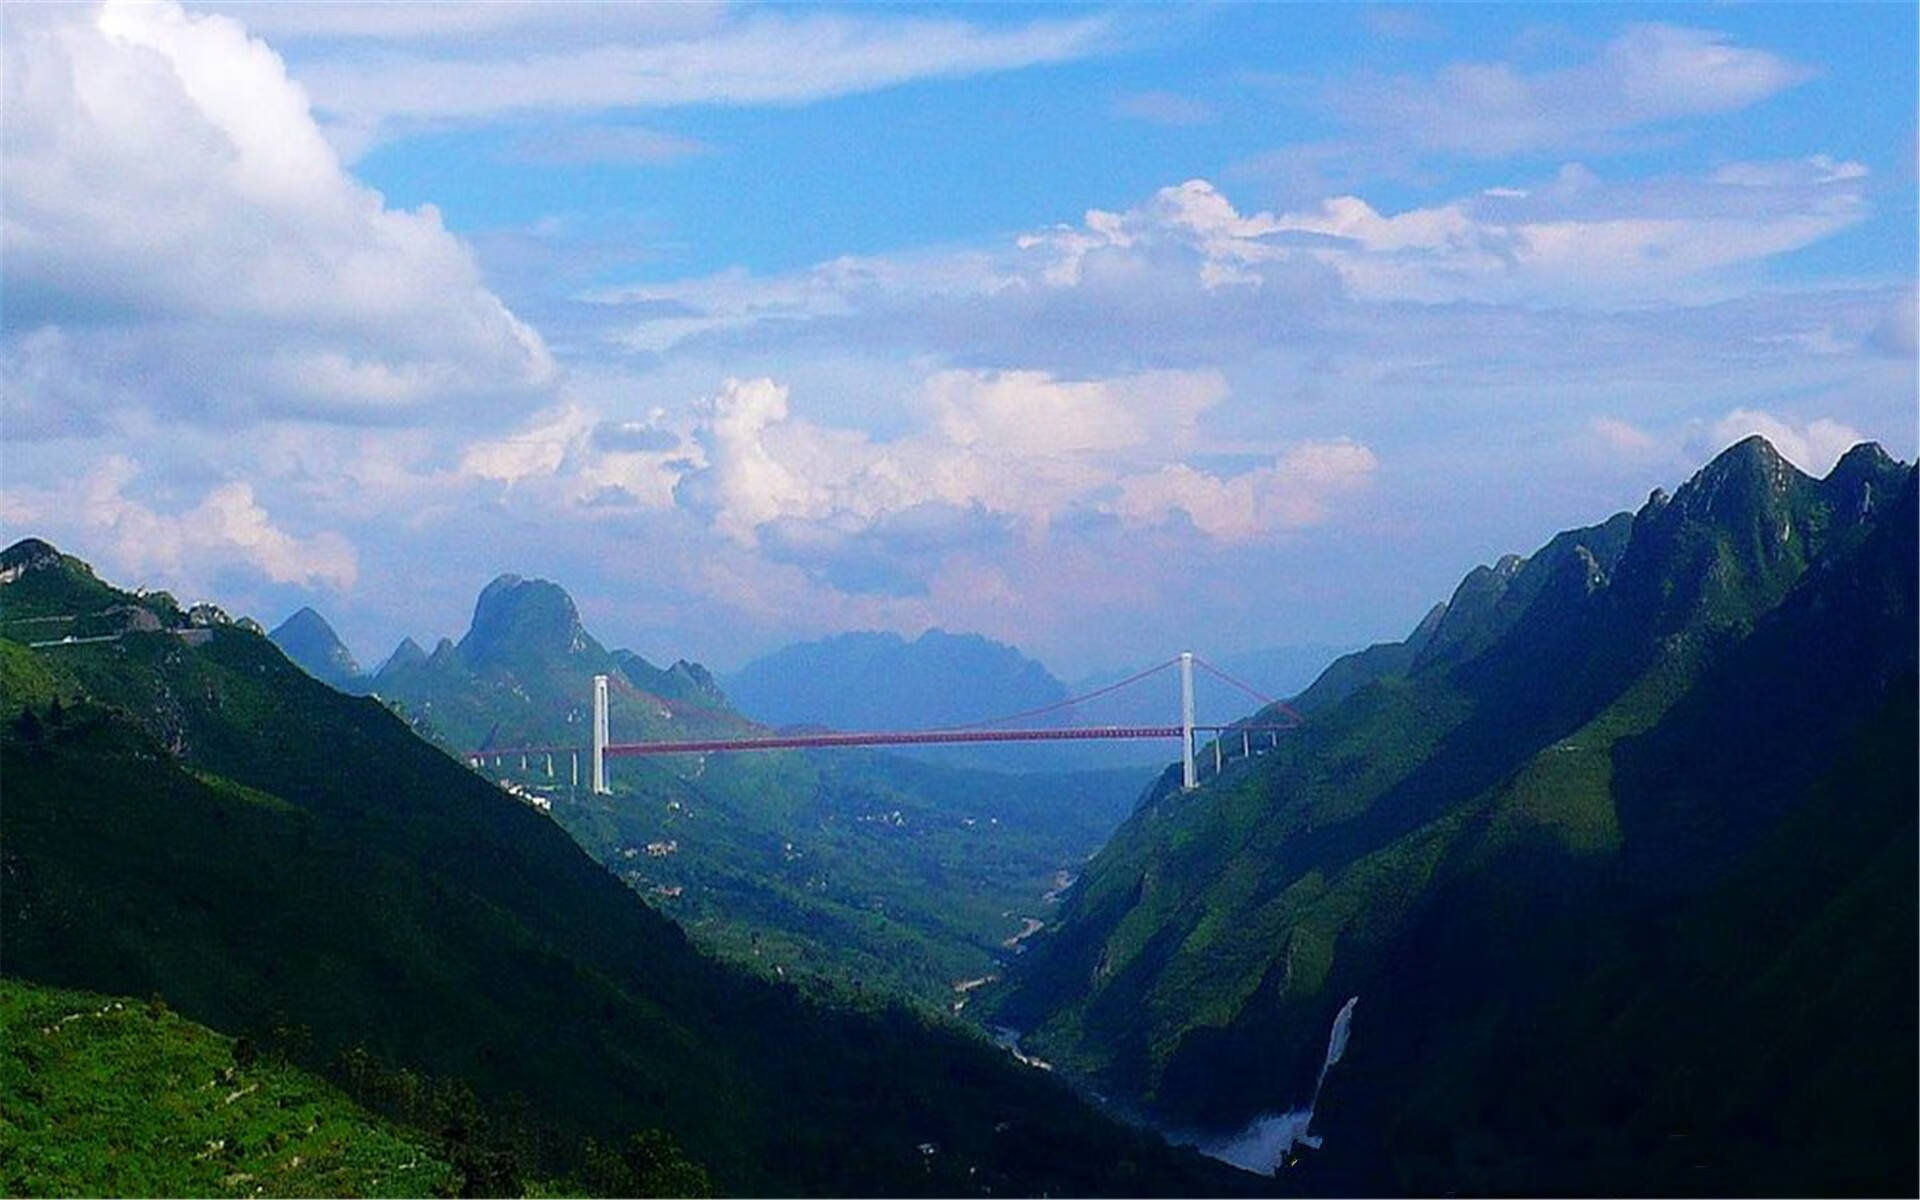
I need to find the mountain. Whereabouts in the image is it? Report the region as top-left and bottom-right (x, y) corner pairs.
(374, 635), (427, 676)
(723, 628), (1171, 772)
(268, 606), (364, 691)
(0, 540), (1249, 1197)
(987, 438), (1917, 1195)
(367, 577), (1148, 1007)
(724, 629), (1070, 731)
(369, 572), (746, 754)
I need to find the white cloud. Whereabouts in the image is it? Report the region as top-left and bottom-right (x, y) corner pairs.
(1709, 409), (1867, 476)
(1335, 23), (1813, 158)
(2, 0), (554, 428)
(659, 368), (1362, 567)
(1590, 416), (1659, 456)
(1711, 154), (1868, 188)
(9, 456), (358, 590)
(1270, 160), (1869, 303)
(592, 169), (1874, 373)
(278, 9), (1116, 155)
(1113, 441), (1378, 541)
(198, 2), (726, 45)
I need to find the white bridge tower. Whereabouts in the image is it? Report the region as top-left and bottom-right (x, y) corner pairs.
(591, 673), (611, 795)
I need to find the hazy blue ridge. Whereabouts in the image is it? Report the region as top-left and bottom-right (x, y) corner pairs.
(268, 606), (365, 692)
(722, 628), (1071, 731)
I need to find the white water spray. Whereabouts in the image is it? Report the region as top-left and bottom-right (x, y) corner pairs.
(1200, 996), (1358, 1175)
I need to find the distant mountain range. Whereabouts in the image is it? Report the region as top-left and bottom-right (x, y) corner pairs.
(724, 629), (1070, 731)
(268, 576), (732, 754)
(366, 572), (738, 755)
(262, 571), (1151, 1011)
(989, 437), (1918, 1196)
(723, 629), (1345, 771)
(0, 539), (1247, 1197)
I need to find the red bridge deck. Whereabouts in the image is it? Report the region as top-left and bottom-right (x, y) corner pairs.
(476, 723), (1296, 760)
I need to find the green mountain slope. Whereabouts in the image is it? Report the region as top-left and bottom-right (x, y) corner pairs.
(269, 606), (365, 692)
(369, 572), (746, 753)
(989, 438), (1917, 1195)
(368, 574), (1146, 1007)
(1, 979), (455, 1198)
(0, 547), (1252, 1198)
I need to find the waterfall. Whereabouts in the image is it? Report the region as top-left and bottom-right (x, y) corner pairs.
(1198, 995), (1359, 1175)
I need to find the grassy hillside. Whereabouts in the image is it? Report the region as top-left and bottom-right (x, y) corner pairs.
(1, 978), (455, 1198)
(989, 439), (1917, 1194)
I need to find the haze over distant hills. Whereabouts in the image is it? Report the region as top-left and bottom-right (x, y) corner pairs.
(257, 571), (1153, 1008)
(990, 437), (1918, 1195)
(724, 629), (1070, 731)
(723, 628), (1343, 772)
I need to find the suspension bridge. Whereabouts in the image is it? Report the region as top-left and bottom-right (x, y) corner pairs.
(469, 652), (1300, 796)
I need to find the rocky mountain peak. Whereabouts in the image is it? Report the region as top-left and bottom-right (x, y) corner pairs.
(460, 574), (596, 666)
(270, 606), (362, 686)
(0, 537), (65, 583)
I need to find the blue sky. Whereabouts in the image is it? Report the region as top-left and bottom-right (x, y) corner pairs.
(3, 2), (1915, 680)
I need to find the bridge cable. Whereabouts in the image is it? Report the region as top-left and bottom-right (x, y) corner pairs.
(935, 656), (1183, 731)
(1192, 656), (1305, 726)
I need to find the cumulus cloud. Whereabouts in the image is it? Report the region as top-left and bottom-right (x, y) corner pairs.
(457, 401), (689, 513)
(1113, 441), (1378, 541)
(8, 457), (358, 590)
(652, 370), (1371, 587)
(1708, 409), (1867, 476)
(1, 0), (554, 428)
(1334, 24), (1813, 158)
(590, 168), (1873, 377)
